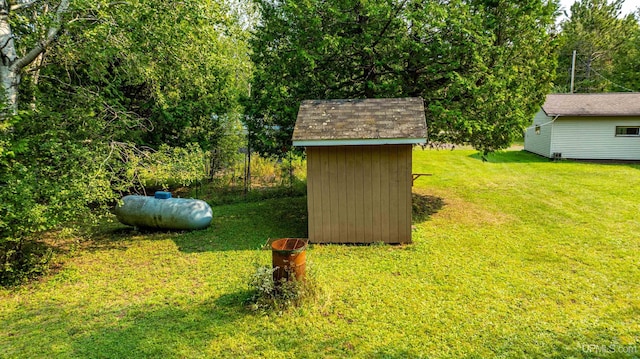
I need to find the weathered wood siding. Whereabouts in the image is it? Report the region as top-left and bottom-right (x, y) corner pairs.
(551, 117), (640, 160)
(524, 110), (554, 158)
(306, 145), (412, 244)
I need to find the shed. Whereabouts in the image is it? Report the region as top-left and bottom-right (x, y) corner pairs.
(292, 98), (427, 244)
(524, 93), (640, 160)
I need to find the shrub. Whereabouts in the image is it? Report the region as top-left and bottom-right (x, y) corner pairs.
(245, 264), (319, 313)
(0, 115), (116, 287)
(279, 151), (306, 186)
(208, 150), (307, 194)
(0, 239), (53, 287)
(249, 155), (279, 186)
(138, 143), (208, 190)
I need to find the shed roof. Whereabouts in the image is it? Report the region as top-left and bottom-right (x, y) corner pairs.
(542, 93), (640, 117)
(292, 98), (427, 147)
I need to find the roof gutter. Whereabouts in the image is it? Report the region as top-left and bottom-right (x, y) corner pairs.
(293, 138), (427, 147)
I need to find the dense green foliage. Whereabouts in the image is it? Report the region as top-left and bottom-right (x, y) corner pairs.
(556, 0), (640, 92)
(0, 109), (116, 285)
(37, 0), (251, 149)
(611, 21), (640, 92)
(0, 0), (251, 285)
(1, 149), (638, 357)
(246, 0), (559, 155)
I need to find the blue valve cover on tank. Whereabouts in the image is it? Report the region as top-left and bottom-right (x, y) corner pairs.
(154, 191), (172, 199)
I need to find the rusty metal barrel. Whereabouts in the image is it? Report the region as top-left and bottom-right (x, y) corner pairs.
(271, 238), (308, 282)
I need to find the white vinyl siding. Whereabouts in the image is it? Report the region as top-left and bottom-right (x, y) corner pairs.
(550, 117), (640, 160)
(524, 110), (554, 158)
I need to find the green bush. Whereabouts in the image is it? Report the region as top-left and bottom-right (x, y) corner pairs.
(138, 143), (208, 190)
(0, 112), (115, 286)
(0, 239), (53, 287)
(279, 151), (306, 185)
(245, 264), (319, 313)
(212, 151), (306, 189)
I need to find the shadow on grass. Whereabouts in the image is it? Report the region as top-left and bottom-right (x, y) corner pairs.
(84, 195), (308, 254)
(88, 191), (441, 253)
(469, 150), (640, 169)
(64, 294), (402, 358)
(172, 195), (308, 253)
(412, 192), (445, 224)
(468, 150), (550, 163)
(82, 225), (185, 252)
(68, 297), (246, 358)
(5, 294), (628, 358)
(62, 290), (365, 358)
(67, 298), (624, 358)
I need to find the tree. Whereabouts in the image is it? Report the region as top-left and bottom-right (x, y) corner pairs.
(245, 0), (407, 155)
(246, 0), (558, 155)
(417, 0), (559, 153)
(556, 0), (639, 92)
(610, 10), (640, 91)
(39, 0), (252, 149)
(0, 0), (71, 114)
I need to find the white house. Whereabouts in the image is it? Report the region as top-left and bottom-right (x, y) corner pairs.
(524, 93), (640, 160)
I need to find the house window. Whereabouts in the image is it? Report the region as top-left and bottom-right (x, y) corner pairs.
(535, 125), (541, 135)
(615, 126), (640, 137)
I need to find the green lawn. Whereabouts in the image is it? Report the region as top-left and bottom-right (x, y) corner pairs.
(1, 149), (639, 358)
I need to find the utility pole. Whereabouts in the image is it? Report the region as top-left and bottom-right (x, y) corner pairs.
(570, 50), (577, 93)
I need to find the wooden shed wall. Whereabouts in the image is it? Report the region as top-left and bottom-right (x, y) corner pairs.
(306, 144), (412, 244)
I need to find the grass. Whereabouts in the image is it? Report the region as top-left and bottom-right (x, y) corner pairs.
(1, 148), (639, 358)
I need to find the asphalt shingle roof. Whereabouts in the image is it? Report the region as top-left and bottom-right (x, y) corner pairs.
(292, 98), (427, 142)
(542, 93), (640, 117)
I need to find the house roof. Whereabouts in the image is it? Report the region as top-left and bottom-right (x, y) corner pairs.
(292, 98), (427, 146)
(542, 93), (640, 117)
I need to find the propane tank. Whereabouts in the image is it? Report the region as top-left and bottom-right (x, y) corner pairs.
(115, 191), (212, 230)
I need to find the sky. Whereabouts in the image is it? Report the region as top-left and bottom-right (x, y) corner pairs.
(558, 0), (640, 18)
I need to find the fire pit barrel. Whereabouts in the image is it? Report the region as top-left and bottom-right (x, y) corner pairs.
(271, 238), (308, 282)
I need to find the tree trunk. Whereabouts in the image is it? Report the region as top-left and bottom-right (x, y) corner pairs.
(0, 0), (70, 116)
(0, 65), (19, 113)
(0, 1), (19, 113)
